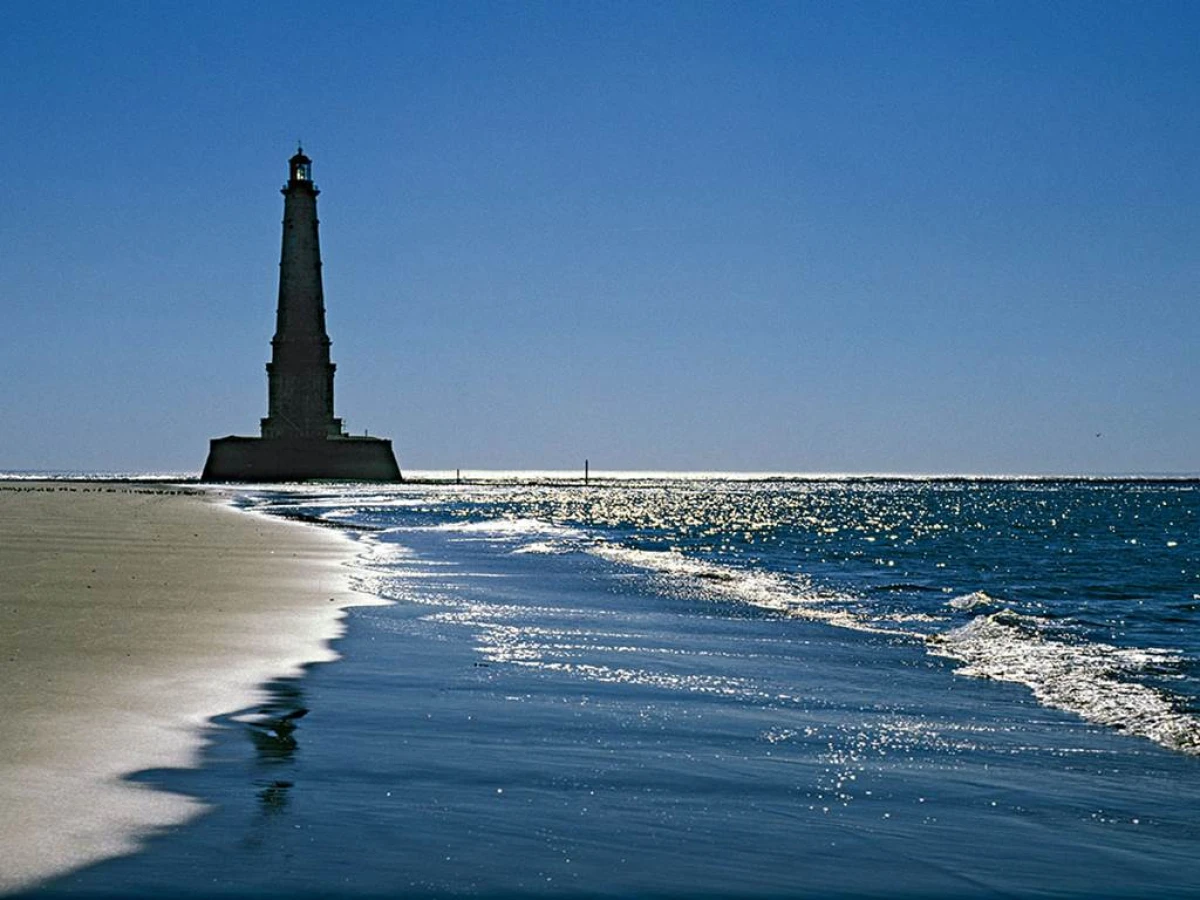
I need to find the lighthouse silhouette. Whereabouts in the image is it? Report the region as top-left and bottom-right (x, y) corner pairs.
(202, 149), (401, 482)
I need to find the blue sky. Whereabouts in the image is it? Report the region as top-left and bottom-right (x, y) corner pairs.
(1, 1), (1197, 474)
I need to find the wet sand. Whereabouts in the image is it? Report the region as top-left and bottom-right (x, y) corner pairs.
(0, 482), (374, 893)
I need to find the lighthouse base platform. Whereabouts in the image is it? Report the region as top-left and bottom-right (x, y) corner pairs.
(201, 435), (402, 483)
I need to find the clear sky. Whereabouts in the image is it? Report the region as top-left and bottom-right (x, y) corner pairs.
(1, 1), (1196, 474)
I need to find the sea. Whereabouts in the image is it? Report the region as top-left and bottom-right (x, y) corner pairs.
(27, 475), (1200, 898)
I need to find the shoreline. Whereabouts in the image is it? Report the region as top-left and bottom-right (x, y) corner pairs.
(0, 482), (383, 894)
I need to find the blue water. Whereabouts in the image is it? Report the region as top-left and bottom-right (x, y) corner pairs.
(32, 477), (1200, 898)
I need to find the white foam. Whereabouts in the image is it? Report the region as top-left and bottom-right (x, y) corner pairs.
(428, 517), (586, 539)
(588, 543), (910, 635)
(947, 590), (998, 611)
(513, 540), (575, 555)
(928, 612), (1200, 754)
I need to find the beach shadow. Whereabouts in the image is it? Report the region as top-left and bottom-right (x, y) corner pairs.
(19, 672), (321, 897)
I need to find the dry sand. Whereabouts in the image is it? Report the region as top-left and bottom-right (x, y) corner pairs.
(0, 482), (378, 893)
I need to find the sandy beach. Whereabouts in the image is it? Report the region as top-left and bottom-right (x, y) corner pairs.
(0, 482), (372, 894)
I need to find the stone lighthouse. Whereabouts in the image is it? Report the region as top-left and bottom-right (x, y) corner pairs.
(202, 149), (401, 482)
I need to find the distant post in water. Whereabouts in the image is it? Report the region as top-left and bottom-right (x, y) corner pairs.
(585, 459), (589, 485)
(201, 148), (402, 482)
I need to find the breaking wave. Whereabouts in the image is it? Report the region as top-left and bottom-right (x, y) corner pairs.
(946, 590), (999, 611)
(928, 611), (1200, 754)
(587, 543), (912, 635)
(426, 518), (586, 539)
(583, 543), (1200, 755)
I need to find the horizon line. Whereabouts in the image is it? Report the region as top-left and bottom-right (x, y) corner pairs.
(2, 469), (1199, 484)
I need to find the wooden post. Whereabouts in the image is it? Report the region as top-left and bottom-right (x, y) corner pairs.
(585, 459), (589, 485)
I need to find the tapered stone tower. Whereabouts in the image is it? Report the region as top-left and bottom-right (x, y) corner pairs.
(202, 149), (401, 482)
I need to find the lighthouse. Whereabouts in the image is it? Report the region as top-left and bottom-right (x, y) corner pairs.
(261, 147), (342, 441)
(202, 149), (401, 482)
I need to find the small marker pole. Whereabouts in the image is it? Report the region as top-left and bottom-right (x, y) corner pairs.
(456, 468), (461, 485)
(585, 459), (589, 485)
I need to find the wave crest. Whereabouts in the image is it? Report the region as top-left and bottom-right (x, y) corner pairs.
(928, 613), (1199, 754)
(946, 590), (999, 611)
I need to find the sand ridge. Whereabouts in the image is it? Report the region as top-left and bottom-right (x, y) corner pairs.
(0, 482), (378, 893)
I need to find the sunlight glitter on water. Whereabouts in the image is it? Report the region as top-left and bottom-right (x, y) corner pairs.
(254, 478), (1200, 757)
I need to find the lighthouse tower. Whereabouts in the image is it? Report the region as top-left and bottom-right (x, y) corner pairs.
(201, 149), (401, 482)
(261, 148), (343, 440)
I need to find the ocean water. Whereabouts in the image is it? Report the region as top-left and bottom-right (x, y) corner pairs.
(31, 477), (1200, 898)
